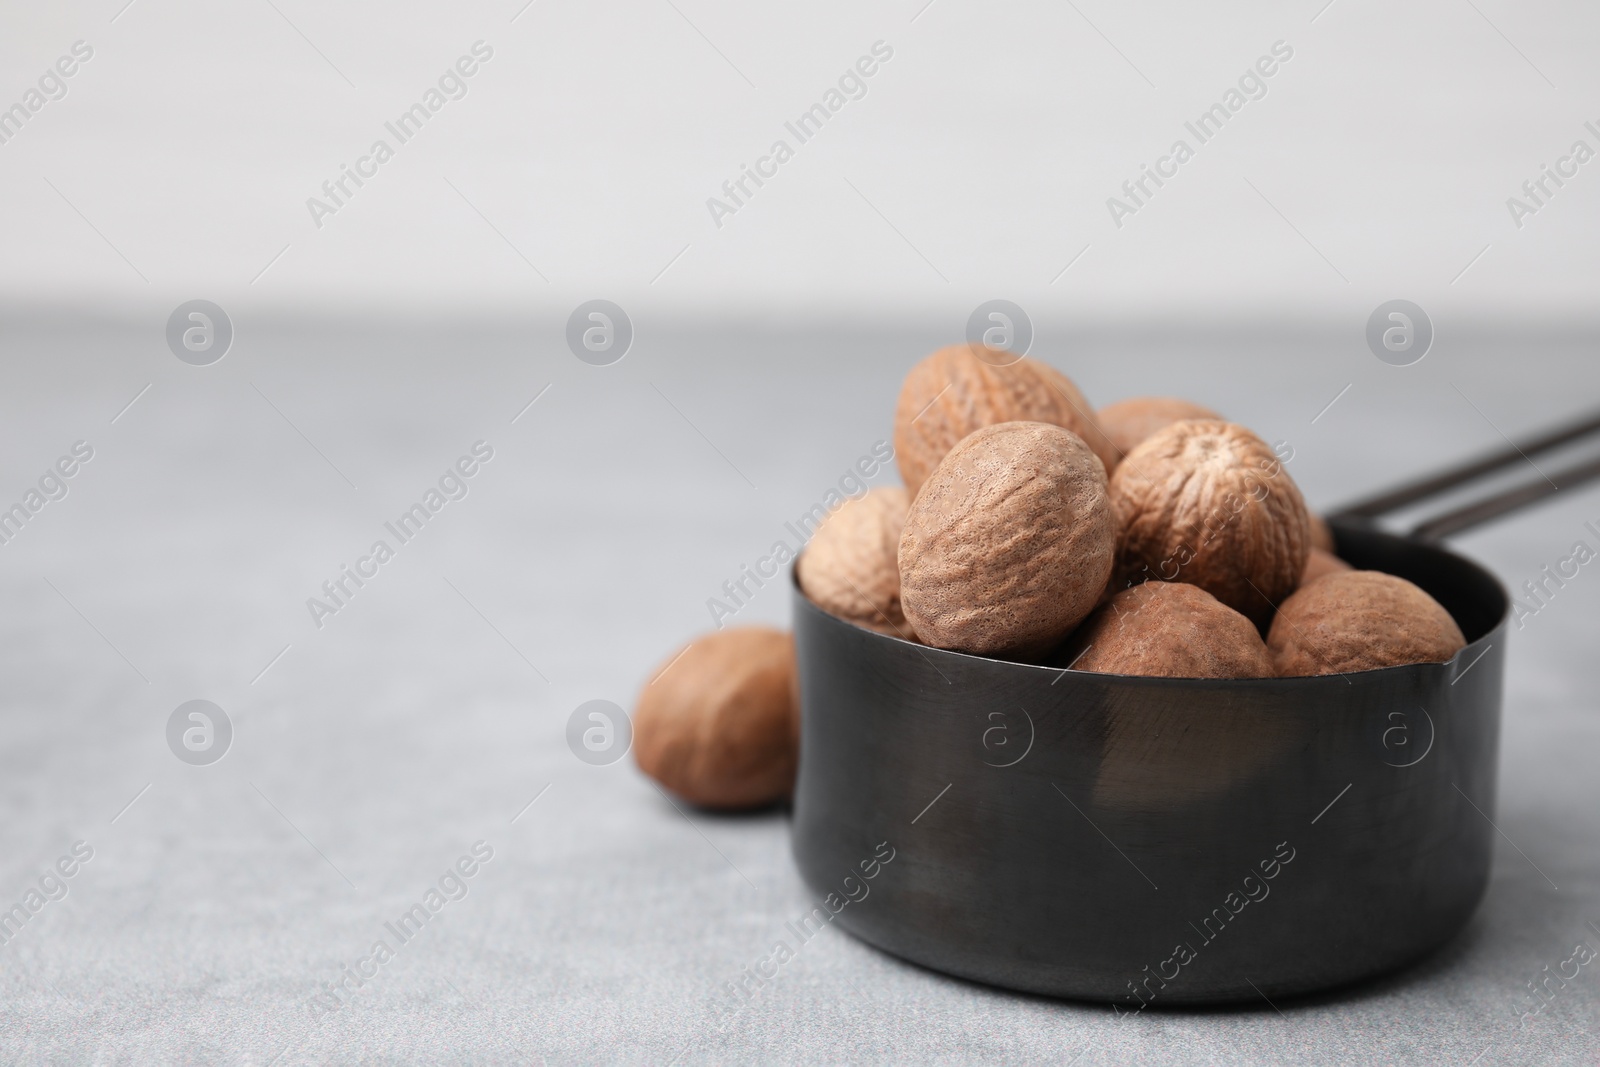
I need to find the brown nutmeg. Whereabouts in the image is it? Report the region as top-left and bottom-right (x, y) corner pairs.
(1096, 397), (1222, 459)
(1301, 546), (1352, 588)
(1307, 512), (1337, 554)
(1268, 571), (1466, 677)
(633, 627), (798, 809)
(899, 421), (1115, 657)
(1111, 420), (1310, 628)
(1057, 581), (1273, 678)
(892, 344), (1117, 496)
(797, 487), (911, 637)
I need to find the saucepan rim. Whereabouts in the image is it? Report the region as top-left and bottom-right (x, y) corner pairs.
(789, 519), (1509, 690)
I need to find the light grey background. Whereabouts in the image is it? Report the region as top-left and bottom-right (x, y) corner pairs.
(3, 0), (1600, 1063)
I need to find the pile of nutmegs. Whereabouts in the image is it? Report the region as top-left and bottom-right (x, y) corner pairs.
(633, 344), (1466, 809)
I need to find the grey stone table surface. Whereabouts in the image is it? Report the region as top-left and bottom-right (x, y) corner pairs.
(0, 311), (1597, 1065)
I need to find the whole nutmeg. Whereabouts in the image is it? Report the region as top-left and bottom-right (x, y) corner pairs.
(1111, 420), (1310, 628)
(1056, 581), (1273, 679)
(899, 421), (1115, 657)
(1307, 512), (1337, 554)
(634, 627), (798, 809)
(797, 487), (911, 637)
(1268, 571), (1466, 677)
(892, 344), (1117, 496)
(1301, 546), (1352, 587)
(1096, 397), (1222, 459)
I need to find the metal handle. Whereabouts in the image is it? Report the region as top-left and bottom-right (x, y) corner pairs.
(1329, 408), (1600, 542)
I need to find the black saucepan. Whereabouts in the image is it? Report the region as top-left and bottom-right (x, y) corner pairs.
(791, 411), (1600, 1006)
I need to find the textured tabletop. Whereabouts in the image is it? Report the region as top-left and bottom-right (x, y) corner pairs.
(0, 314), (1596, 1065)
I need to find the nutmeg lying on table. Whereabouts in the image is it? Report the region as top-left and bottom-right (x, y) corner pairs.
(633, 627), (798, 809)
